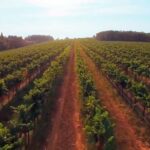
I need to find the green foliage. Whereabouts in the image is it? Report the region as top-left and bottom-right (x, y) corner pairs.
(77, 52), (115, 148)
(0, 123), (22, 149)
(104, 136), (116, 150)
(83, 39), (150, 108)
(0, 40), (70, 149)
(0, 79), (8, 96)
(0, 40), (69, 94)
(77, 57), (96, 97)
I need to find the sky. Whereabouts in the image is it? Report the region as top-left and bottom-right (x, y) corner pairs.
(0, 0), (150, 38)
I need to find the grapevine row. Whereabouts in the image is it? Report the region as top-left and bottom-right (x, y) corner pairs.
(0, 41), (69, 78)
(81, 40), (150, 125)
(0, 41), (69, 97)
(0, 46), (70, 149)
(76, 48), (116, 150)
(82, 39), (150, 83)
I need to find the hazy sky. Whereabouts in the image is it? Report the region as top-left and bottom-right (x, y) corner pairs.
(0, 0), (150, 38)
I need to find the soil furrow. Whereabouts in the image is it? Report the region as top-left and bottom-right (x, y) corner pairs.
(44, 46), (86, 150)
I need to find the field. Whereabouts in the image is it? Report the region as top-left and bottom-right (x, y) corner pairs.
(0, 39), (150, 150)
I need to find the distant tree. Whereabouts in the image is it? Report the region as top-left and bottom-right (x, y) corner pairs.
(0, 33), (27, 51)
(65, 37), (70, 40)
(7, 36), (25, 48)
(95, 30), (150, 42)
(0, 32), (4, 38)
(0, 33), (54, 51)
(25, 35), (54, 43)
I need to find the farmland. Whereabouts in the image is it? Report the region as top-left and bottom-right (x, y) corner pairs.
(0, 39), (150, 150)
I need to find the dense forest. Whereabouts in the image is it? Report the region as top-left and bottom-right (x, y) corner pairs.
(0, 33), (54, 51)
(95, 31), (150, 42)
(0, 33), (26, 51)
(25, 35), (54, 44)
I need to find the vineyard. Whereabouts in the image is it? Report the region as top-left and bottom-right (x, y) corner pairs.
(0, 39), (150, 150)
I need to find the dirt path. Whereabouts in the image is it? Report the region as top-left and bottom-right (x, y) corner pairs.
(79, 44), (150, 150)
(44, 45), (86, 150)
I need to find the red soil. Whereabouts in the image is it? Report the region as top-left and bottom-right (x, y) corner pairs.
(80, 46), (150, 150)
(44, 46), (86, 150)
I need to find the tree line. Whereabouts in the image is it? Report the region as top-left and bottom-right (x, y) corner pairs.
(25, 35), (54, 44)
(0, 33), (54, 51)
(95, 31), (150, 42)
